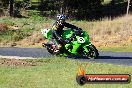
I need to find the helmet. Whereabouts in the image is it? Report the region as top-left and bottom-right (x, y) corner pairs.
(56, 14), (66, 25)
(57, 14), (66, 20)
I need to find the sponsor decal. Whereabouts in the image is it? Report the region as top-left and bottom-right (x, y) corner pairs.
(76, 65), (131, 85)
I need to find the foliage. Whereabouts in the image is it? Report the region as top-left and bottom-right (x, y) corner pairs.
(0, 28), (33, 42)
(37, 0), (102, 19)
(0, 16), (52, 44)
(1, 0), (132, 20)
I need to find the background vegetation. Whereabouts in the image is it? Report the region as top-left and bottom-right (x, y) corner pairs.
(0, 0), (132, 20)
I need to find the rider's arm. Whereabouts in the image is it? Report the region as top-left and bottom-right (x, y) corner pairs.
(52, 30), (63, 42)
(52, 22), (60, 38)
(64, 22), (81, 31)
(51, 21), (64, 42)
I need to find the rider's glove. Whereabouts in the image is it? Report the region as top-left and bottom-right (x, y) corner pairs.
(64, 39), (70, 44)
(78, 28), (82, 31)
(58, 37), (63, 42)
(69, 36), (74, 41)
(64, 36), (74, 44)
(75, 28), (83, 36)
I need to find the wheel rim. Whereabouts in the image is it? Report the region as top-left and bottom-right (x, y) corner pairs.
(87, 50), (96, 59)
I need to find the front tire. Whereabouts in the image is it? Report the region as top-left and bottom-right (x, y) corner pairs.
(87, 45), (99, 59)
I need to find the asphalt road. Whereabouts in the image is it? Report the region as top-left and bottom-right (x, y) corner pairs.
(0, 47), (132, 66)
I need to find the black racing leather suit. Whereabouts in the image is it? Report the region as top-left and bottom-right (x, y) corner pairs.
(52, 20), (81, 45)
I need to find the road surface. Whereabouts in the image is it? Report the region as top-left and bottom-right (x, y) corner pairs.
(0, 47), (132, 66)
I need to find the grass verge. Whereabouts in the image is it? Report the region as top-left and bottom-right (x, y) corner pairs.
(0, 16), (52, 45)
(0, 57), (132, 88)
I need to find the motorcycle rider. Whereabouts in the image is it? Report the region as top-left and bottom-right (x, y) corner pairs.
(52, 14), (82, 52)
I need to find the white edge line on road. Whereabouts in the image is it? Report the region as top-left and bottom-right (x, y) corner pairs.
(0, 55), (36, 59)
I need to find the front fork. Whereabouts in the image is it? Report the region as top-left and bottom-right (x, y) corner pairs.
(82, 43), (92, 53)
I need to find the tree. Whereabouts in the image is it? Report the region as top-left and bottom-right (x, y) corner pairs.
(9, 0), (14, 16)
(126, 0), (130, 15)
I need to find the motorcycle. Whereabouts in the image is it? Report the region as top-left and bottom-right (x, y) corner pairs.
(41, 28), (99, 59)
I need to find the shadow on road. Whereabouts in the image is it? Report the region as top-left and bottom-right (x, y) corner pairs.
(97, 56), (132, 59)
(71, 56), (132, 59)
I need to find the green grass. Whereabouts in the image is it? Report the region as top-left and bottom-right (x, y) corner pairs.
(0, 16), (52, 43)
(0, 57), (132, 88)
(0, 29), (33, 42)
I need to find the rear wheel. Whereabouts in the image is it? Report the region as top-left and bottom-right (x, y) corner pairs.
(47, 47), (54, 54)
(86, 45), (99, 59)
(44, 44), (60, 55)
(47, 47), (60, 55)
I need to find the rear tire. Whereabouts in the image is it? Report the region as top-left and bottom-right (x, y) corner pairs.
(47, 47), (54, 54)
(87, 45), (99, 59)
(44, 44), (60, 55)
(47, 47), (60, 55)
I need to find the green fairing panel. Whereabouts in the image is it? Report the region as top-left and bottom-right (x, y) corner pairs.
(61, 28), (73, 39)
(62, 29), (79, 54)
(61, 28), (92, 55)
(41, 28), (52, 40)
(82, 31), (91, 44)
(71, 41), (81, 54)
(81, 31), (92, 52)
(47, 29), (52, 40)
(65, 42), (81, 54)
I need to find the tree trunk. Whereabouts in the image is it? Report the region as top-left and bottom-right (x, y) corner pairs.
(111, 0), (115, 5)
(9, 0), (14, 16)
(126, 0), (130, 15)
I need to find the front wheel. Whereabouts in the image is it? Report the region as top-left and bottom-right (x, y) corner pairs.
(86, 45), (99, 59)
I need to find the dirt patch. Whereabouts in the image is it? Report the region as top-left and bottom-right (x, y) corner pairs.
(15, 23), (50, 47)
(0, 58), (43, 66)
(0, 23), (8, 32)
(0, 23), (19, 33)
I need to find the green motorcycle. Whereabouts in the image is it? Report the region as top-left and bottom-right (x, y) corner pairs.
(41, 28), (99, 59)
